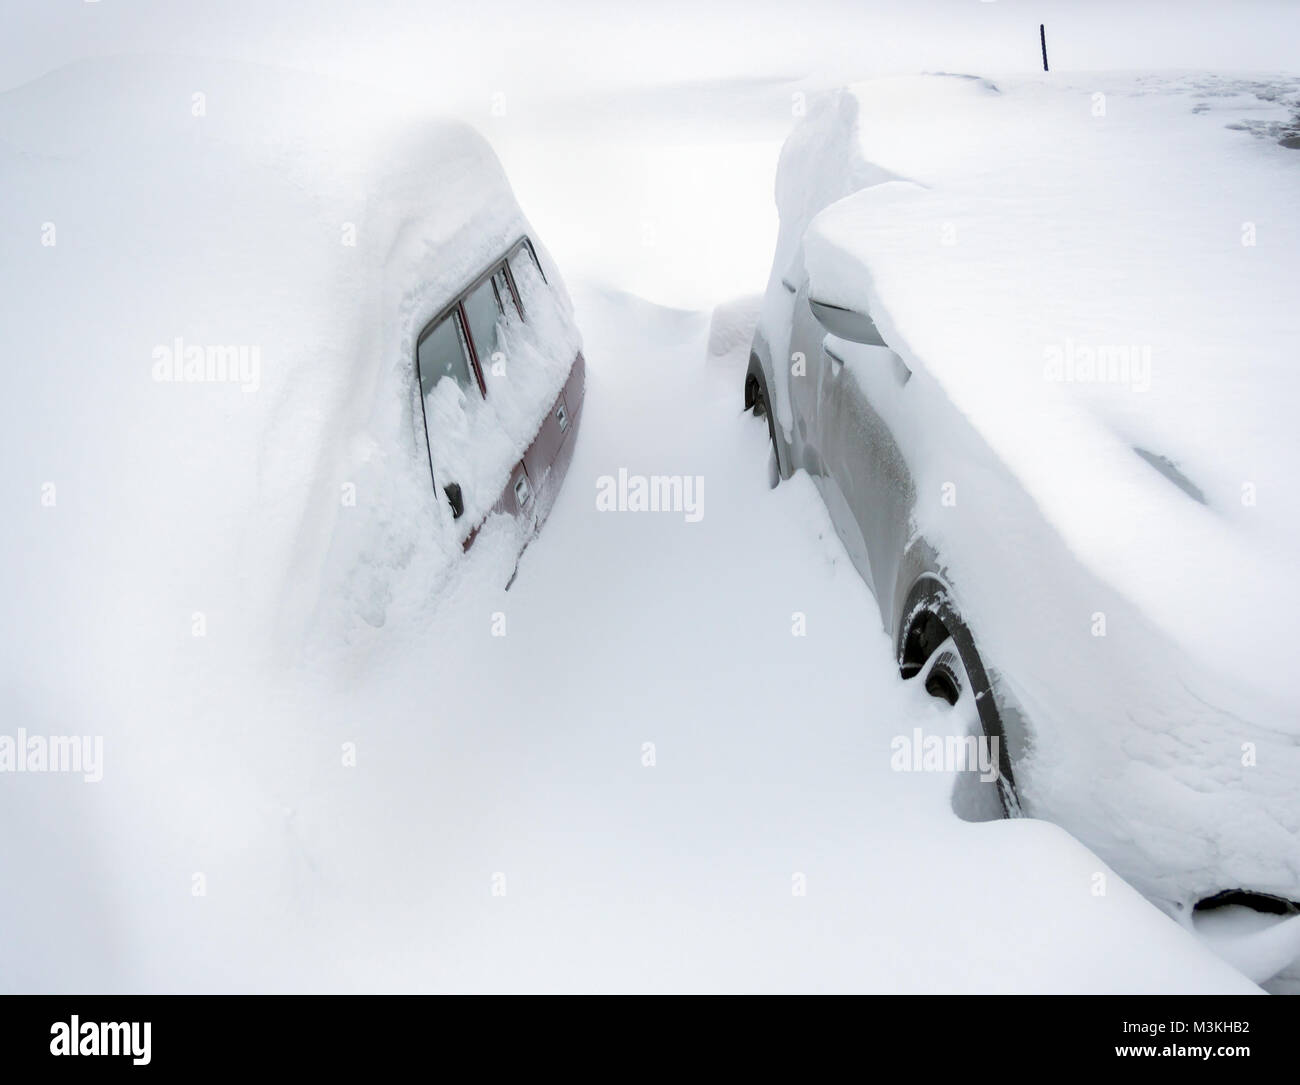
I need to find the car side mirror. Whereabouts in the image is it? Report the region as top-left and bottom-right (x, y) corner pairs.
(444, 482), (465, 520)
(809, 298), (888, 348)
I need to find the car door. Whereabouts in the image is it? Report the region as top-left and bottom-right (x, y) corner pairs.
(786, 270), (878, 596)
(416, 267), (536, 548)
(505, 248), (571, 494)
(460, 269), (538, 528)
(789, 274), (916, 608)
(818, 324), (917, 619)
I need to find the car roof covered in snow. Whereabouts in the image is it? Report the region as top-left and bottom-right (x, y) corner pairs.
(0, 54), (526, 297)
(791, 71), (1300, 682)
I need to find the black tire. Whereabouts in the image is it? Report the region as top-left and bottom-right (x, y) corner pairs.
(899, 577), (1019, 817)
(745, 369), (781, 487)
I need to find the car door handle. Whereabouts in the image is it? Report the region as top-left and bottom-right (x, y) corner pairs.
(444, 482), (465, 519)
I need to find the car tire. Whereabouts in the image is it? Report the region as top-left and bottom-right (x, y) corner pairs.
(745, 368), (780, 488)
(899, 576), (1020, 817)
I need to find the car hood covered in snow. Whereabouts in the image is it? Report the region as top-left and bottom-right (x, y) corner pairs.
(802, 72), (1300, 689)
(765, 72), (1300, 913)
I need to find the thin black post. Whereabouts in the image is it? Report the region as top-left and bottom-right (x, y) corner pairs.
(1040, 24), (1049, 72)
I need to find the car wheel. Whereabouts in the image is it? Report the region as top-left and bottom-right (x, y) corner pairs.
(745, 371), (780, 488)
(914, 633), (1019, 820)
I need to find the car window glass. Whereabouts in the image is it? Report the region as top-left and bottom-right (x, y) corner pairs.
(418, 313), (473, 395)
(509, 246), (552, 316)
(462, 277), (504, 370)
(509, 246), (541, 293)
(493, 268), (520, 320)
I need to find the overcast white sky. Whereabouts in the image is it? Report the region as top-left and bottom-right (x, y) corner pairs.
(3, 0), (1298, 100)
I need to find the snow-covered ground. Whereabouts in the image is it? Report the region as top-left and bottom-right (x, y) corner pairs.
(1, 54), (1277, 990)
(0, 280), (1260, 993)
(5, 0), (1300, 993)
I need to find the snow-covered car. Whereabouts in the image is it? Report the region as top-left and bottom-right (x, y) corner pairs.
(0, 56), (584, 655)
(417, 237), (585, 556)
(747, 72), (1300, 979)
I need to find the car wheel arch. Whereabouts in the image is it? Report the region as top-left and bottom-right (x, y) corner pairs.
(745, 348), (792, 479)
(895, 568), (1021, 804)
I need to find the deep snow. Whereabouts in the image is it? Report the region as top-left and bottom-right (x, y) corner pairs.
(0, 52), (1277, 991)
(0, 281), (1260, 993)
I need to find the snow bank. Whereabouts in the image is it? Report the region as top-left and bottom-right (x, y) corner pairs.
(705, 294), (763, 364)
(0, 53), (592, 990)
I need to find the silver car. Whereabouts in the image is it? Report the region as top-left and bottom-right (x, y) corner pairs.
(745, 75), (1300, 984)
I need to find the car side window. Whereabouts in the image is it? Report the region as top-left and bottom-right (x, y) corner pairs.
(462, 277), (504, 376)
(493, 267), (520, 320)
(508, 246), (542, 299)
(418, 312), (474, 396)
(509, 244), (556, 320)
